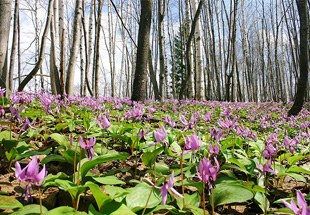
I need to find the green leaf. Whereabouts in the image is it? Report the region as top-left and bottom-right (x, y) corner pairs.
(49, 133), (71, 149)
(126, 182), (161, 212)
(212, 183), (254, 207)
(5, 147), (18, 161)
(15, 148), (51, 161)
(243, 182), (266, 193)
(87, 182), (135, 214)
(104, 185), (130, 202)
(11, 204), (48, 215)
(141, 147), (164, 167)
(79, 151), (128, 179)
(0, 195), (23, 210)
(54, 179), (86, 201)
(288, 156), (305, 166)
(286, 172), (307, 183)
(44, 172), (69, 187)
(287, 166), (310, 175)
(277, 153), (292, 162)
(155, 162), (170, 175)
(92, 176), (126, 185)
(55, 123), (70, 131)
(0, 130), (15, 141)
(2, 139), (17, 152)
(188, 205), (205, 215)
(177, 193), (201, 209)
(41, 154), (67, 165)
(254, 192), (269, 214)
(46, 206), (86, 215)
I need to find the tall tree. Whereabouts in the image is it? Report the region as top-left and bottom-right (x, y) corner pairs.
(65, 0), (82, 96)
(0, 0), (12, 92)
(131, 0), (153, 102)
(8, 0), (19, 95)
(179, 0), (204, 100)
(288, 0), (309, 115)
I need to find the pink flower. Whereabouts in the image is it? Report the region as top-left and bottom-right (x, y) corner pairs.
(15, 156), (47, 201)
(98, 114), (111, 129)
(79, 136), (96, 160)
(153, 125), (167, 143)
(281, 190), (310, 215)
(195, 156), (220, 188)
(146, 171), (184, 205)
(256, 159), (277, 179)
(180, 133), (201, 155)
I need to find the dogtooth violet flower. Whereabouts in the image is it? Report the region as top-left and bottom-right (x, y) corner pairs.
(281, 190), (310, 215)
(98, 114), (111, 129)
(146, 171), (184, 205)
(195, 156), (220, 189)
(20, 117), (37, 132)
(79, 136), (96, 160)
(15, 155), (47, 202)
(154, 125), (167, 143)
(256, 159), (277, 179)
(179, 133), (201, 155)
(8, 105), (23, 122)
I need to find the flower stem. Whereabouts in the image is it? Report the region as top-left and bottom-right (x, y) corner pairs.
(38, 187), (42, 215)
(141, 185), (155, 215)
(73, 137), (79, 184)
(180, 146), (186, 210)
(264, 172), (267, 215)
(211, 187), (214, 215)
(153, 144), (157, 182)
(202, 182), (206, 215)
(77, 148), (82, 187)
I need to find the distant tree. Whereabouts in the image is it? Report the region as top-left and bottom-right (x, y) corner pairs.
(288, 0), (309, 116)
(131, 0), (153, 102)
(171, 25), (187, 98)
(0, 0), (12, 93)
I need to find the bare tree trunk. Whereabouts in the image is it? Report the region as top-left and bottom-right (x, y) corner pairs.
(158, 0), (167, 99)
(18, 0), (54, 92)
(8, 0), (19, 95)
(0, 0), (12, 92)
(94, 0), (103, 97)
(131, 0), (153, 102)
(65, 0), (82, 96)
(179, 0), (203, 100)
(288, 0), (309, 115)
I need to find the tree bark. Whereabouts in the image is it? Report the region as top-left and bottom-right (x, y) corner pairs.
(288, 0), (309, 116)
(179, 0), (204, 100)
(131, 0), (153, 102)
(0, 0), (12, 91)
(65, 0), (82, 96)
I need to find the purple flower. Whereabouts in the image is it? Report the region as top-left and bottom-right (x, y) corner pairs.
(20, 117), (37, 132)
(179, 115), (196, 131)
(138, 127), (149, 138)
(180, 133), (201, 155)
(0, 87), (5, 97)
(15, 155), (47, 201)
(256, 159), (277, 179)
(79, 136), (96, 160)
(8, 105), (23, 122)
(262, 143), (278, 158)
(153, 125), (167, 143)
(147, 171), (184, 205)
(195, 156), (220, 188)
(0, 108), (4, 116)
(98, 114), (111, 129)
(281, 190), (310, 215)
(208, 142), (221, 155)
